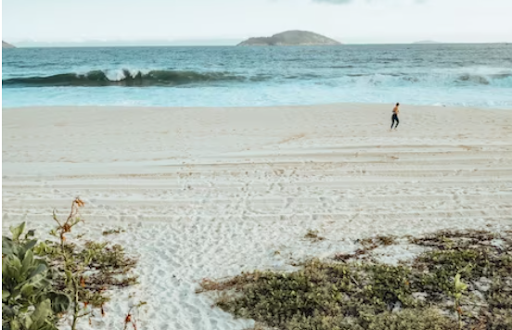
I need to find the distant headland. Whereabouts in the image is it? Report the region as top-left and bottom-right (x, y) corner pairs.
(238, 30), (341, 46)
(3, 41), (15, 48)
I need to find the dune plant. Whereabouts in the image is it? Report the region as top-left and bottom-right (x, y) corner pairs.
(3, 198), (139, 330)
(199, 229), (512, 330)
(34, 198), (139, 329)
(2, 222), (70, 330)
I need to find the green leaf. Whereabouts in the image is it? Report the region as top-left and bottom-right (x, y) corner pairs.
(10, 222), (26, 241)
(454, 274), (468, 293)
(20, 283), (35, 297)
(23, 316), (34, 330)
(22, 250), (35, 274)
(64, 270), (73, 287)
(47, 292), (71, 313)
(24, 240), (38, 252)
(2, 304), (15, 318)
(29, 264), (47, 278)
(33, 242), (49, 255)
(9, 256), (24, 275)
(2, 236), (14, 255)
(2, 290), (11, 301)
(10, 318), (22, 330)
(28, 299), (53, 330)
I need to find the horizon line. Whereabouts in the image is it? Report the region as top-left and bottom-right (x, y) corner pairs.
(5, 41), (512, 48)
(5, 36), (512, 48)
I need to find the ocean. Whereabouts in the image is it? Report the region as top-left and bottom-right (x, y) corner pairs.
(2, 44), (512, 108)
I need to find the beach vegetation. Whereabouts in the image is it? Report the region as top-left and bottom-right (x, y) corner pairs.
(123, 301), (147, 330)
(2, 198), (139, 330)
(102, 228), (126, 236)
(304, 230), (325, 242)
(333, 234), (397, 262)
(2, 222), (70, 330)
(199, 229), (512, 330)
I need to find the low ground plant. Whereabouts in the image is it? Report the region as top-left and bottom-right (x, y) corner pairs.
(199, 230), (512, 330)
(2, 198), (140, 330)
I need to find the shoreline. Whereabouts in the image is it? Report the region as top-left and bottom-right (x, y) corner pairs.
(4, 102), (512, 111)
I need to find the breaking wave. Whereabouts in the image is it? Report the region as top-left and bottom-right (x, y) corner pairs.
(3, 69), (512, 88)
(2, 69), (257, 87)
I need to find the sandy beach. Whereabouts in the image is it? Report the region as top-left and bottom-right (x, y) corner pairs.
(3, 103), (512, 330)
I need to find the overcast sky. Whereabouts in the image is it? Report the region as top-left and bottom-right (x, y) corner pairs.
(3, 0), (512, 44)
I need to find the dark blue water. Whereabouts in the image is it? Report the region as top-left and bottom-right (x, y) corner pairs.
(3, 44), (512, 108)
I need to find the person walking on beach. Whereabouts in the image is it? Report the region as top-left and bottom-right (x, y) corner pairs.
(391, 103), (400, 130)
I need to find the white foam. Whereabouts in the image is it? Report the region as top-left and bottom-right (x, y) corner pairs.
(103, 68), (153, 81)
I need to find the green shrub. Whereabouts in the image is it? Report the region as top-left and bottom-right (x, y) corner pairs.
(2, 223), (70, 330)
(3, 198), (139, 330)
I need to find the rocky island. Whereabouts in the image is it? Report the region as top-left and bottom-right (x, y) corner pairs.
(238, 30), (341, 46)
(3, 41), (15, 48)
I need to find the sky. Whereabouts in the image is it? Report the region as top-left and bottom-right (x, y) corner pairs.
(2, 0), (512, 45)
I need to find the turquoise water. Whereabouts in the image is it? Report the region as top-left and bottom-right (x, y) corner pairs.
(3, 44), (512, 108)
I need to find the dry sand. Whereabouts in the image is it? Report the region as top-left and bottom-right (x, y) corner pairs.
(2, 104), (512, 330)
